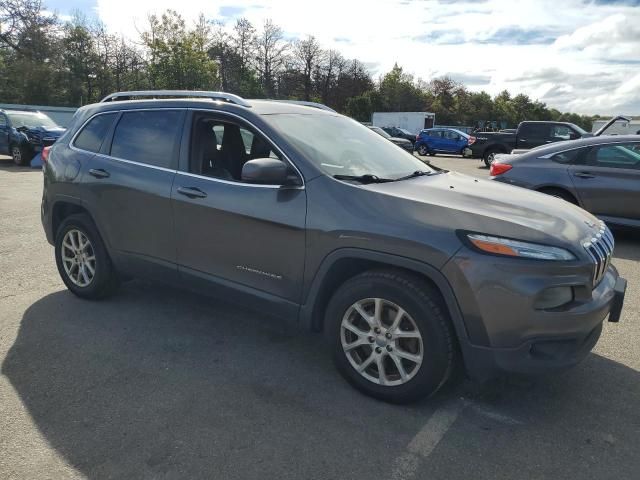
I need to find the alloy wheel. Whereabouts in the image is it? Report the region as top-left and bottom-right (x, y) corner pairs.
(12, 146), (22, 165)
(418, 145), (428, 156)
(61, 229), (96, 287)
(340, 298), (423, 386)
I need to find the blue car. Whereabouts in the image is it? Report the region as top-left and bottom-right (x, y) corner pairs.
(415, 128), (470, 157)
(0, 109), (65, 166)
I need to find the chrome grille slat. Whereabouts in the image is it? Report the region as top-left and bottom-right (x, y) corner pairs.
(584, 223), (614, 287)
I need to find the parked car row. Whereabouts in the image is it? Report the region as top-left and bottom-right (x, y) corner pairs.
(468, 116), (630, 167)
(368, 126), (414, 152)
(490, 135), (640, 228)
(0, 109), (65, 165)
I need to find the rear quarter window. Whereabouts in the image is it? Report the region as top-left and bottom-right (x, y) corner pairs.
(73, 113), (117, 153)
(550, 149), (582, 164)
(110, 110), (184, 169)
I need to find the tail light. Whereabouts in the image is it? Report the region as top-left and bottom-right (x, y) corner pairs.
(41, 146), (51, 164)
(490, 162), (512, 176)
(416, 134), (420, 141)
(468, 136), (476, 145)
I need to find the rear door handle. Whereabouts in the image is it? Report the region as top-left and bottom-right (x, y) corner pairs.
(574, 172), (595, 179)
(177, 186), (207, 199)
(88, 168), (110, 178)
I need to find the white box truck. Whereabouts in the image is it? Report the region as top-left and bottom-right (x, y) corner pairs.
(372, 112), (436, 135)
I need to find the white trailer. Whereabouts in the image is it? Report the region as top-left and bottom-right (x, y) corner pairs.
(591, 118), (640, 135)
(371, 112), (436, 135)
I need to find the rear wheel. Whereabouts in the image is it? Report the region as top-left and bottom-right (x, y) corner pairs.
(483, 148), (501, 167)
(55, 214), (119, 299)
(326, 270), (456, 403)
(417, 144), (429, 156)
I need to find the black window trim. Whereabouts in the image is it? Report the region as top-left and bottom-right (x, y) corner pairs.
(70, 108), (186, 173)
(175, 107), (305, 189)
(539, 140), (640, 159)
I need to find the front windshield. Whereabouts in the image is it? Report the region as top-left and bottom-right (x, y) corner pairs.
(264, 114), (433, 179)
(398, 128), (412, 136)
(7, 112), (58, 129)
(369, 126), (391, 138)
(571, 123), (587, 135)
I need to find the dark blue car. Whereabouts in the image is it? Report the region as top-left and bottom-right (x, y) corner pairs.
(0, 110), (65, 165)
(415, 128), (470, 157)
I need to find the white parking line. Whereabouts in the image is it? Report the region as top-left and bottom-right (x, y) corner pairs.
(391, 399), (465, 480)
(390, 398), (524, 480)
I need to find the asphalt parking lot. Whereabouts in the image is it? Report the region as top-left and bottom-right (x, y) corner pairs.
(1, 155), (639, 480)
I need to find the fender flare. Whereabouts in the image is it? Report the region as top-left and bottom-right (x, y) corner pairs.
(299, 248), (474, 349)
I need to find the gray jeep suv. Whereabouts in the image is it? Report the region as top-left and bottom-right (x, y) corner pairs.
(41, 90), (627, 403)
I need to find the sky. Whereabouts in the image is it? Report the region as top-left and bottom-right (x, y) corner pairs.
(45, 0), (640, 115)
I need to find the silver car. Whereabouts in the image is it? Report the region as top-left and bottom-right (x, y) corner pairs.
(490, 135), (640, 228)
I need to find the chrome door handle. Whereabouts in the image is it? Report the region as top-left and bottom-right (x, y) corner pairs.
(88, 168), (110, 178)
(177, 186), (207, 198)
(574, 172), (595, 179)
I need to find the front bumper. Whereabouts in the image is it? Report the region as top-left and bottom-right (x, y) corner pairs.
(442, 248), (626, 380)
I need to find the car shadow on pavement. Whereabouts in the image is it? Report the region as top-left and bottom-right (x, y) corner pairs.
(3, 282), (640, 479)
(0, 159), (36, 172)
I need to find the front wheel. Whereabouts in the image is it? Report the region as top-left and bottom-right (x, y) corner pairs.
(326, 270), (456, 403)
(55, 214), (119, 299)
(11, 145), (30, 166)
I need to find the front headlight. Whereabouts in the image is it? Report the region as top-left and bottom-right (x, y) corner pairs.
(467, 233), (576, 261)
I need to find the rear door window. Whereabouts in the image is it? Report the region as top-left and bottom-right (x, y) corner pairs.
(73, 113), (117, 153)
(110, 110), (184, 169)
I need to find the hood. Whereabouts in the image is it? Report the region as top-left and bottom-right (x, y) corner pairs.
(27, 125), (66, 136)
(390, 137), (411, 144)
(17, 125), (66, 143)
(366, 171), (600, 252)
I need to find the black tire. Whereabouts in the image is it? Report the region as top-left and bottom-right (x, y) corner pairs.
(482, 148), (501, 167)
(326, 270), (456, 403)
(538, 188), (578, 205)
(11, 144), (30, 166)
(417, 144), (429, 156)
(54, 213), (119, 299)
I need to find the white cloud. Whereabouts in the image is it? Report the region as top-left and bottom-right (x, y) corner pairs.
(92, 0), (640, 115)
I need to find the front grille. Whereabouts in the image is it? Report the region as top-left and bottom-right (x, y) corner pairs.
(583, 222), (614, 287)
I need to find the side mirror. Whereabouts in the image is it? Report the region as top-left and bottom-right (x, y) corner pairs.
(241, 157), (297, 186)
(569, 132), (580, 140)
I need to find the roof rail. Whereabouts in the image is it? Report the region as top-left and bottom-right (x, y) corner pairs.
(269, 100), (337, 113)
(100, 90), (251, 107)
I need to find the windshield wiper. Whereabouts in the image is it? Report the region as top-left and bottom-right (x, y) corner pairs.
(333, 174), (394, 184)
(394, 170), (443, 181)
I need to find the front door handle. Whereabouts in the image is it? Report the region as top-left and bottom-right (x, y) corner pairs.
(574, 171), (595, 179)
(88, 168), (110, 178)
(177, 186), (207, 199)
